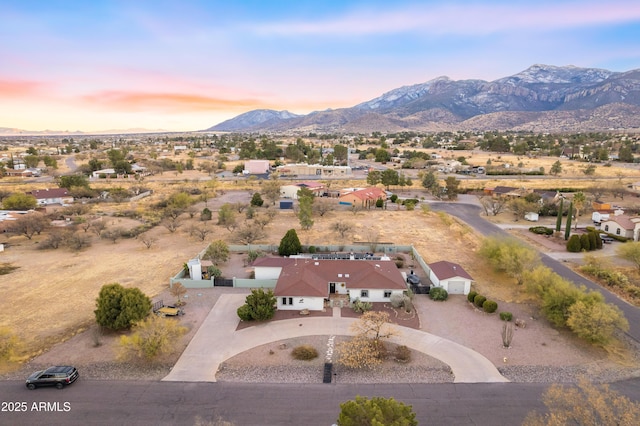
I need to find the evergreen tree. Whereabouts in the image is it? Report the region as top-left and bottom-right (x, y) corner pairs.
(565, 202), (573, 240)
(555, 198), (563, 232)
(297, 195), (314, 230)
(278, 229), (301, 256)
(94, 283), (151, 330)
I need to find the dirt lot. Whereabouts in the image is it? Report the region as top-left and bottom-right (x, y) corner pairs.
(1, 171), (639, 382)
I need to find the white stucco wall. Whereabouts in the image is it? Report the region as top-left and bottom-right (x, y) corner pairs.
(254, 266), (283, 280)
(348, 288), (403, 302)
(277, 296), (324, 311)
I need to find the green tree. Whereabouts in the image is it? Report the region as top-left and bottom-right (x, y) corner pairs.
(204, 240), (230, 265)
(381, 169), (399, 190)
(333, 144), (348, 164)
(374, 148), (391, 163)
(217, 203), (237, 231)
(94, 283), (151, 330)
(278, 229), (301, 256)
(2, 192), (37, 210)
(567, 293), (629, 344)
(617, 242), (640, 271)
(479, 237), (541, 285)
(564, 202), (573, 240)
(337, 396), (417, 426)
(550, 160), (563, 175)
(261, 179), (281, 206)
(444, 176), (460, 200)
(236, 289), (276, 321)
(555, 198), (563, 232)
(297, 195), (314, 230)
(58, 174), (90, 189)
(571, 192), (586, 230)
(366, 170), (381, 186)
(167, 192), (192, 210)
(250, 192), (264, 207)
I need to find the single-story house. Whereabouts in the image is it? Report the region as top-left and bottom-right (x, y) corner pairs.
(253, 257), (408, 311)
(600, 215), (640, 240)
(338, 187), (387, 208)
(29, 188), (74, 206)
(280, 182), (326, 199)
(428, 260), (473, 295)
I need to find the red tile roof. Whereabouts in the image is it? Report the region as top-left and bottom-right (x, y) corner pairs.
(274, 259), (406, 297)
(428, 260), (473, 281)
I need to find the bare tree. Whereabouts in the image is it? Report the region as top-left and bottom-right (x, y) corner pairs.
(351, 204), (362, 215)
(101, 228), (124, 243)
(332, 221), (353, 239)
(67, 232), (92, 251)
(313, 198), (334, 217)
(188, 224), (212, 242)
(139, 233), (158, 249)
(162, 217), (182, 233)
(89, 220), (107, 237)
(477, 195), (508, 216)
(235, 222), (267, 244)
(169, 282), (187, 306)
(234, 202), (249, 213)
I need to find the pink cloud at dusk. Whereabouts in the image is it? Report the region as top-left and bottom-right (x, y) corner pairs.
(0, 79), (50, 98)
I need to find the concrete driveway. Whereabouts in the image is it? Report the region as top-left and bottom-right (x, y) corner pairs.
(163, 294), (508, 384)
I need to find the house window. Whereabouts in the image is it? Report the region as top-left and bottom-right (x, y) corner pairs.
(360, 290), (369, 298)
(282, 297), (293, 305)
(604, 225), (609, 232)
(384, 291), (392, 298)
(616, 228), (621, 235)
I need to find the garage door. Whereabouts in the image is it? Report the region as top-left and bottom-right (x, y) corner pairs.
(447, 281), (465, 294)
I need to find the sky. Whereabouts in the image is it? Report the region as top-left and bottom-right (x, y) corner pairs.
(2, 0), (640, 133)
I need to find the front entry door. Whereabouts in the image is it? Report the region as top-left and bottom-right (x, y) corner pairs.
(329, 283), (336, 294)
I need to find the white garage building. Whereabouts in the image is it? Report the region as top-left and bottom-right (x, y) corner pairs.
(428, 260), (473, 295)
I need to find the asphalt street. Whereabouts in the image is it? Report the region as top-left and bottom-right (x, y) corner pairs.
(429, 199), (640, 344)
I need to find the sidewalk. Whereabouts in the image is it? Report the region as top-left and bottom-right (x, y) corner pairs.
(163, 294), (508, 384)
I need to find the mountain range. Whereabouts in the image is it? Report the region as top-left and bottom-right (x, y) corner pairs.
(207, 64), (640, 133)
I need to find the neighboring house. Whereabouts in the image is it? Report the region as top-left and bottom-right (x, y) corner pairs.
(600, 214), (640, 240)
(244, 160), (270, 175)
(29, 188), (73, 206)
(338, 187), (387, 207)
(280, 182), (325, 199)
(428, 260), (473, 295)
(276, 163), (352, 177)
(254, 257), (407, 311)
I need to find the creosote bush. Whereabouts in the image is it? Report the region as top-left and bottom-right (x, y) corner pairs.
(394, 345), (412, 363)
(291, 345), (319, 360)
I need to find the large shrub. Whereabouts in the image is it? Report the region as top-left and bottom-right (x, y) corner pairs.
(94, 283), (151, 330)
(529, 226), (554, 235)
(566, 234), (582, 252)
(580, 233), (592, 251)
(236, 289), (276, 321)
(429, 287), (448, 301)
(278, 229), (302, 256)
(394, 345), (412, 363)
(467, 290), (478, 303)
(482, 300), (498, 313)
(473, 294), (487, 308)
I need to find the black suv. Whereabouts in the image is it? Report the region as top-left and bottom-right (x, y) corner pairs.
(26, 366), (79, 390)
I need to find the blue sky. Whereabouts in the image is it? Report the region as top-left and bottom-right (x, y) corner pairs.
(1, 0), (640, 132)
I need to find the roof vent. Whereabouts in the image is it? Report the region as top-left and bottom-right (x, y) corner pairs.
(314, 262), (319, 266)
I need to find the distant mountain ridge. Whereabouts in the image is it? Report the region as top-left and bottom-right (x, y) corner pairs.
(207, 64), (640, 133)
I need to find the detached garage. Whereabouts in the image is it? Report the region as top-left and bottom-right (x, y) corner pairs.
(428, 260), (473, 295)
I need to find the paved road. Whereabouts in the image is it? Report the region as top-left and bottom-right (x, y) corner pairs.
(429, 198), (640, 343)
(2, 379), (638, 425)
(163, 294), (507, 383)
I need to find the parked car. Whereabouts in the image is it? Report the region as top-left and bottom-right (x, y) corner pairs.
(600, 234), (614, 243)
(406, 274), (421, 285)
(26, 366), (79, 390)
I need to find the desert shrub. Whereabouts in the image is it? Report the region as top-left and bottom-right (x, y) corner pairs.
(291, 345), (319, 360)
(394, 256), (404, 268)
(352, 299), (372, 313)
(500, 312), (513, 321)
(482, 300), (498, 313)
(390, 293), (405, 308)
(473, 294), (487, 308)
(373, 340), (388, 360)
(566, 234), (582, 252)
(308, 245), (316, 254)
(118, 314), (187, 361)
(390, 194), (398, 203)
(394, 345), (412, 363)
(429, 287), (448, 301)
(467, 290), (478, 303)
(529, 226), (554, 235)
(237, 304), (252, 321)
